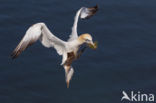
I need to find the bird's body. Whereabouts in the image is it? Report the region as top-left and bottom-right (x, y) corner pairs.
(11, 5), (98, 88)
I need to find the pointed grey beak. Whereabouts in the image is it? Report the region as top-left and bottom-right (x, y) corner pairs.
(88, 41), (97, 49)
(90, 41), (94, 46)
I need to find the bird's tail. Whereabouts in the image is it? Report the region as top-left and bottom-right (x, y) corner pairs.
(64, 65), (74, 88)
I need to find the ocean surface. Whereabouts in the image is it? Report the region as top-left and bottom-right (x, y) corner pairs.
(0, 0), (156, 103)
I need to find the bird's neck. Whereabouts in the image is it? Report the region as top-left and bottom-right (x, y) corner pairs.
(69, 38), (84, 47)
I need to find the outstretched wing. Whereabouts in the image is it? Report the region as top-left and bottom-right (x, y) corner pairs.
(68, 5), (98, 41)
(11, 23), (67, 59)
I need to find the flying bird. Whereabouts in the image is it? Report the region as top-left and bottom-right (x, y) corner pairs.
(11, 5), (98, 88)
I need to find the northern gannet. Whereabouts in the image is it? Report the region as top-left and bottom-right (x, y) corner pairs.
(11, 5), (98, 88)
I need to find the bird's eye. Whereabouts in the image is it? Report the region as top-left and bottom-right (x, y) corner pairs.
(85, 39), (91, 42)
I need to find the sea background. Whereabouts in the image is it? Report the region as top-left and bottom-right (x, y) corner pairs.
(0, 0), (156, 103)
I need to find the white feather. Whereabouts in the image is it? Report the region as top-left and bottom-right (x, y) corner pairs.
(13, 23), (68, 64)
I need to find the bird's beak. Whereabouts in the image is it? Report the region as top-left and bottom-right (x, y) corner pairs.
(88, 41), (97, 49)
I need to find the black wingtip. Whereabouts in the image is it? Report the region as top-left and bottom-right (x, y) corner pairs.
(10, 48), (23, 59)
(91, 4), (98, 13)
(10, 50), (19, 59)
(82, 5), (98, 20)
(94, 5), (98, 10)
(11, 51), (15, 59)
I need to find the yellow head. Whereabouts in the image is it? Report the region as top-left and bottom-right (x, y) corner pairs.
(78, 33), (96, 49)
(78, 33), (93, 43)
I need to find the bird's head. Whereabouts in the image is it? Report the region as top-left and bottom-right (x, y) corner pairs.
(78, 33), (97, 49)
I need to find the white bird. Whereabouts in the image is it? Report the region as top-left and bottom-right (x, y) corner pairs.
(11, 5), (98, 88)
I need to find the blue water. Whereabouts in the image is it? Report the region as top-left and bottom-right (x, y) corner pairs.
(0, 0), (156, 103)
